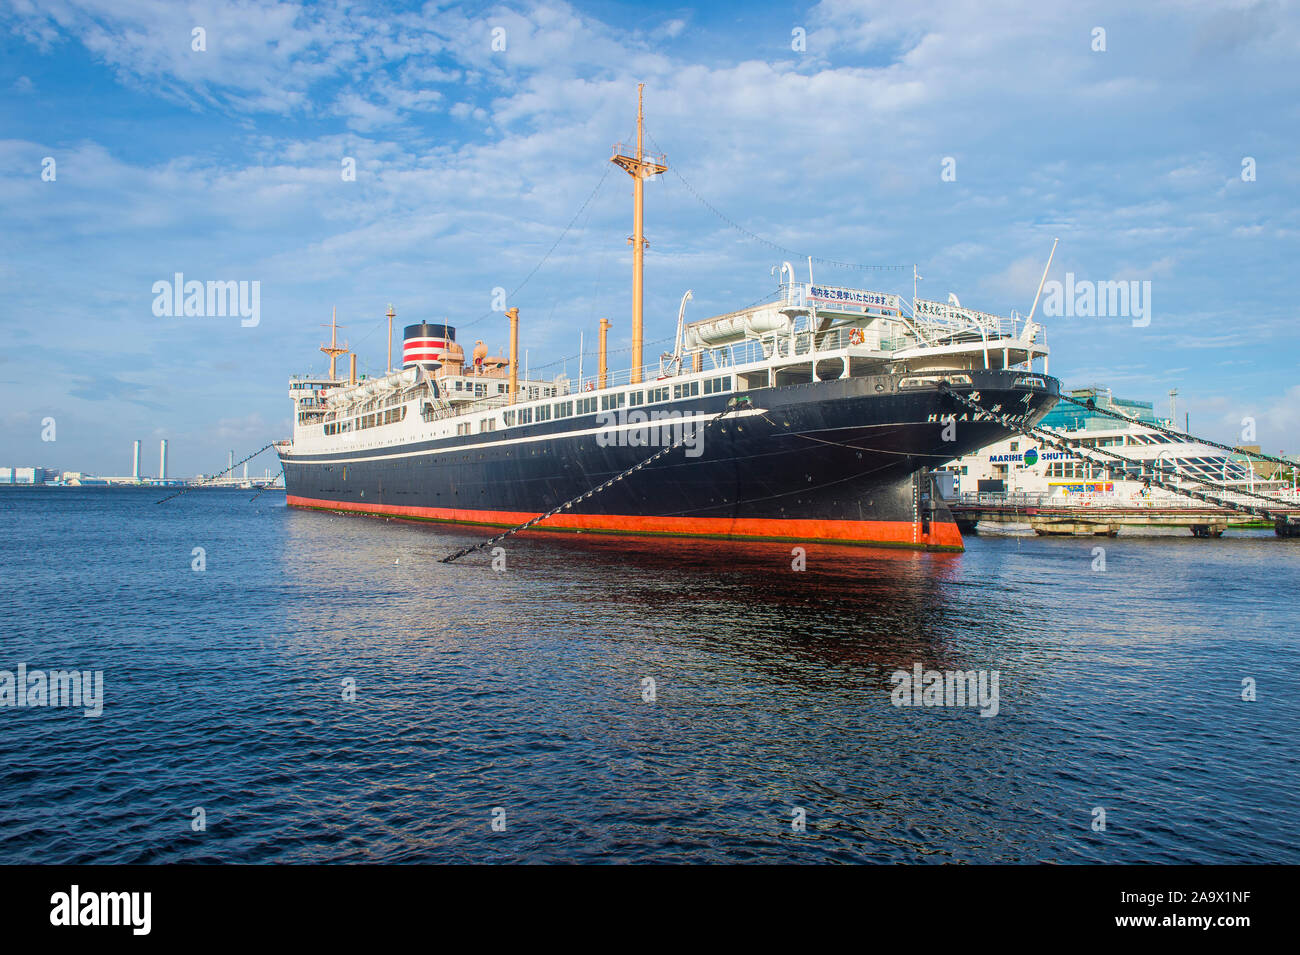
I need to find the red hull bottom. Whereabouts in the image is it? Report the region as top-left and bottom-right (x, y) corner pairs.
(286, 495), (966, 552)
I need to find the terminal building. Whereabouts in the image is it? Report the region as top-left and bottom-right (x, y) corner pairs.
(945, 387), (1271, 500)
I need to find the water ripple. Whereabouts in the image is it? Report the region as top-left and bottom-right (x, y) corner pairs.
(0, 487), (1297, 863)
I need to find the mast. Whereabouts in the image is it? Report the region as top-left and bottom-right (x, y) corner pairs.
(386, 303), (396, 375)
(507, 307), (519, 403)
(1027, 238), (1059, 323)
(611, 84), (667, 385)
(319, 307), (349, 381)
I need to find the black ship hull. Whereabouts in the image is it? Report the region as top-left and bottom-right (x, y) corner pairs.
(281, 369), (1058, 551)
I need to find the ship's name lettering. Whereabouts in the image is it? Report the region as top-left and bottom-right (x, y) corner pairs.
(927, 412), (1031, 425)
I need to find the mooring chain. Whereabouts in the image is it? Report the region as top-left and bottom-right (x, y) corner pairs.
(439, 396), (753, 564)
(1058, 393), (1296, 471)
(154, 442), (277, 504)
(956, 389), (1289, 522)
(940, 386), (1293, 522)
(945, 388), (1276, 517)
(249, 467), (285, 502)
(756, 411), (953, 458)
(1066, 429), (1294, 512)
(1005, 396), (1293, 510)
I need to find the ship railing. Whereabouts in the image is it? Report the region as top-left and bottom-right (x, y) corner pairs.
(289, 374), (337, 384)
(550, 301), (954, 389)
(956, 490), (1291, 511)
(721, 285), (1038, 355)
(561, 363), (673, 394)
(679, 321), (918, 371)
(421, 392), (514, 423)
(779, 281), (1025, 344)
(957, 491), (1052, 507)
(517, 301), (1030, 401)
(611, 143), (667, 168)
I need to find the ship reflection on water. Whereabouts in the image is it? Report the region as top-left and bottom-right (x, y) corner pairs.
(259, 507), (1300, 865)
(280, 512), (991, 682)
(3, 490), (1295, 865)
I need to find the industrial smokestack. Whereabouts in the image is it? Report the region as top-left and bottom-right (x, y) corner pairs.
(160, 439), (168, 481)
(132, 440), (141, 480)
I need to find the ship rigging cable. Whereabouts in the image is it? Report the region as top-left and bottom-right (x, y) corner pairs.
(439, 396), (753, 563)
(326, 163), (617, 364)
(458, 163), (616, 332)
(645, 130), (907, 274)
(1056, 393), (1298, 471)
(756, 411), (955, 458)
(529, 287), (787, 377)
(939, 386), (1298, 525)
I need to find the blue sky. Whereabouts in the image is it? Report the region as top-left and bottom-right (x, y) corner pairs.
(2, 0), (1298, 477)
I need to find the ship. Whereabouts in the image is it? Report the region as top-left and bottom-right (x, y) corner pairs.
(276, 88), (1061, 552)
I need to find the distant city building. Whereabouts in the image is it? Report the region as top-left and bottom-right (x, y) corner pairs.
(0, 466), (59, 484)
(1238, 445), (1298, 481)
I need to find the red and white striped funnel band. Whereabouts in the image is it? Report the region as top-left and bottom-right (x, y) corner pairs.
(403, 338), (448, 362)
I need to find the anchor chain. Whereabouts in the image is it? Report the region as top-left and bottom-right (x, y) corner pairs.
(439, 396), (753, 563)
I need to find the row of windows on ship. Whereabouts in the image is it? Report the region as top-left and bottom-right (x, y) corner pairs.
(320, 374), (735, 438)
(323, 406), (408, 435)
(447, 380), (561, 400)
(449, 379), (507, 397)
(501, 375), (733, 426)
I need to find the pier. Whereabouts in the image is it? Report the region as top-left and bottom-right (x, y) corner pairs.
(951, 493), (1300, 537)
